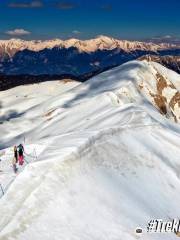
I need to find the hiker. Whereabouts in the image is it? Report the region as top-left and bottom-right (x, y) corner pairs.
(12, 146), (18, 173)
(14, 146), (18, 163)
(18, 144), (24, 166)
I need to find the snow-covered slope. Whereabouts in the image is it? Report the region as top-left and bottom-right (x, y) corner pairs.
(0, 61), (180, 240)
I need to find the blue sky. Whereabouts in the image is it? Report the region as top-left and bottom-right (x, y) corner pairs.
(0, 0), (180, 40)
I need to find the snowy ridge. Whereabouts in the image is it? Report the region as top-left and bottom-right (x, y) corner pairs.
(0, 61), (180, 239)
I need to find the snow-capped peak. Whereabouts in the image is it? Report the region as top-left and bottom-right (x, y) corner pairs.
(0, 36), (179, 58)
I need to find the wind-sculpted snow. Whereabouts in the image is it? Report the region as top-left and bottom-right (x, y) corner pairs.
(0, 61), (180, 240)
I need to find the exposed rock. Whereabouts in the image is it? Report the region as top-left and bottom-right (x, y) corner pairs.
(138, 62), (180, 123)
(139, 55), (180, 74)
(169, 92), (180, 110)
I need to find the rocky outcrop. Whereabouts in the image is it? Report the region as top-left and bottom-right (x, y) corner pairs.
(139, 55), (180, 74)
(138, 63), (180, 123)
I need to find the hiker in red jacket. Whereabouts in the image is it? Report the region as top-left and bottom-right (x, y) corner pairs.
(18, 144), (24, 166)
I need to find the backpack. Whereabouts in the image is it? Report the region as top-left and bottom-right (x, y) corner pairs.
(18, 144), (24, 156)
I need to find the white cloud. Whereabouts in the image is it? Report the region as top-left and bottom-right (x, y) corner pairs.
(163, 35), (172, 39)
(8, 1), (43, 8)
(6, 29), (31, 36)
(72, 30), (81, 35)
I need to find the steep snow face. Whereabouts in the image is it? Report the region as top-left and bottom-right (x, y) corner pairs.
(0, 61), (180, 240)
(0, 36), (178, 58)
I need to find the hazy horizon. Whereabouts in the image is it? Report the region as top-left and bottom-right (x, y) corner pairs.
(0, 34), (180, 45)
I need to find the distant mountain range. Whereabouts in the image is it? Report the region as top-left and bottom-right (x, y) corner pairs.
(0, 36), (180, 90)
